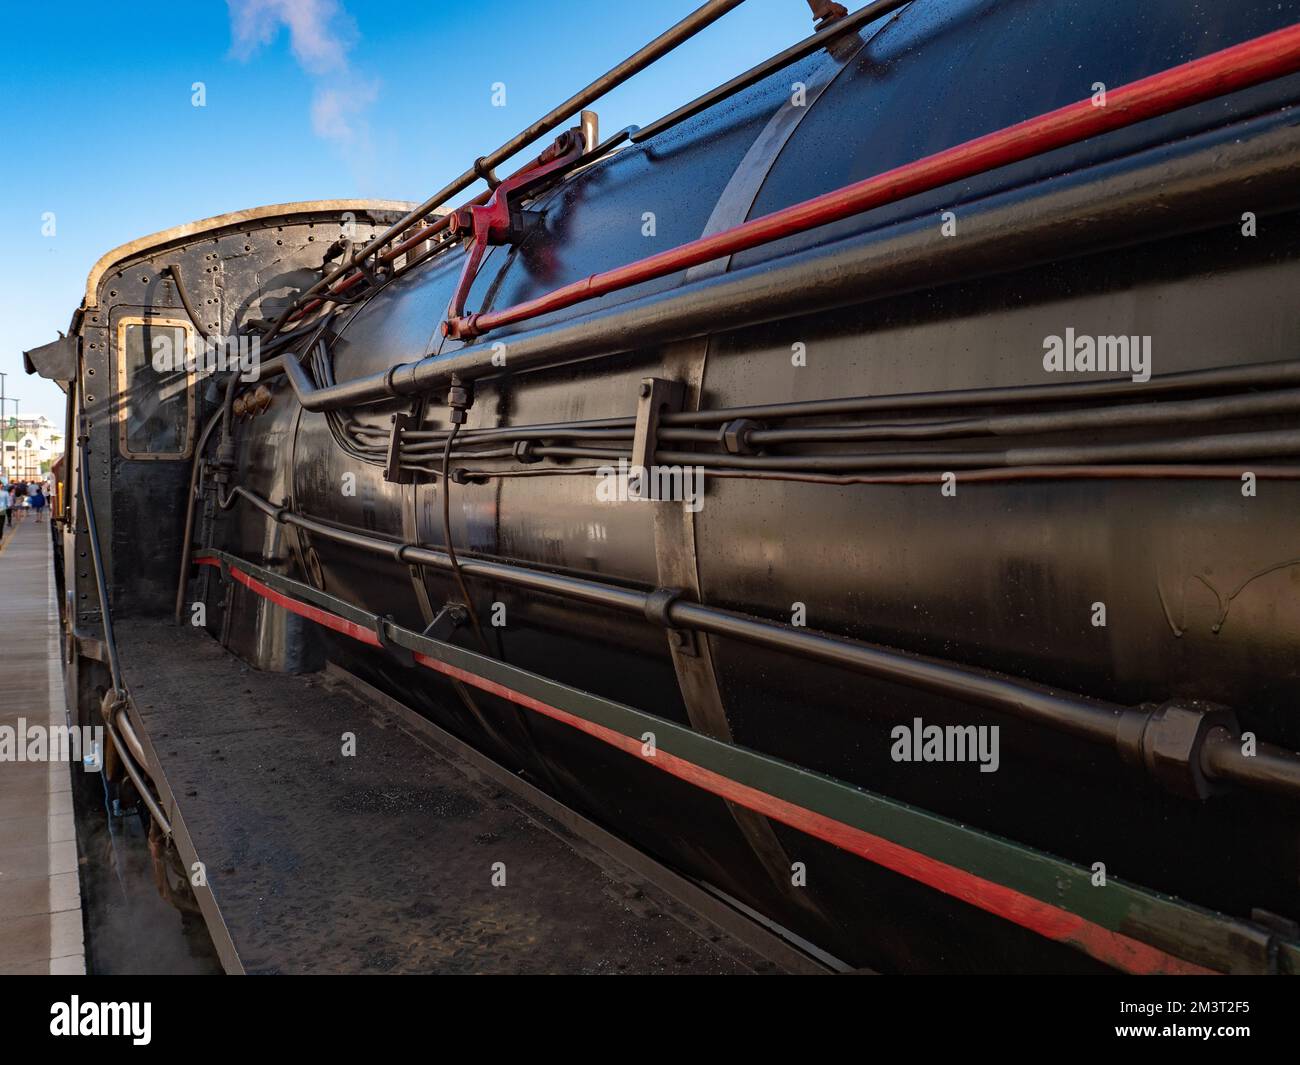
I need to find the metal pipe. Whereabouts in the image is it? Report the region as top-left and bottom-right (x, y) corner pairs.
(399, 422), (635, 445)
(454, 22), (1300, 338)
(215, 491), (1196, 775)
(174, 408), (225, 624)
(282, 350), (345, 412)
(262, 0), (750, 340)
(663, 360), (1300, 426)
(59, 374), (76, 525)
(440, 422), (490, 652)
(163, 263), (214, 345)
(244, 489), (1121, 733)
(81, 417), (173, 836)
(77, 464), (175, 837)
(217, 486), (1300, 800)
(716, 386), (1300, 444)
(218, 371), (240, 444)
(257, 326), (324, 361)
(289, 126), (636, 324)
(668, 600), (1124, 746)
(174, 354), (288, 623)
(697, 464), (1300, 485)
(372, 379), (1300, 477)
(391, 463), (1300, 485)
(101, 709), (172, 839)
(657, 428), (1300, 471)
(78, 437), (123, 695)
(354, 366), (1300, 454)
(278, 504), (648, 615)
(1203, 728), (1300, 799)
(113, 704), (148, 767)
(405, 374), (1300, 449)
(285, 103), (1300, 411)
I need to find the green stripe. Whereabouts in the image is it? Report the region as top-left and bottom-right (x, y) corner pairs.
(202, 549), (1294, 974)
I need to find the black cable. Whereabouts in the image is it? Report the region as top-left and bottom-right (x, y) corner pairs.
(442, 422), (491, 653)
(164, 263), (215, 345)
(337, 363), (1300, 479)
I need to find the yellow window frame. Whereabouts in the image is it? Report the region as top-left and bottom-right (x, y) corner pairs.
(114, 316), (197, 461)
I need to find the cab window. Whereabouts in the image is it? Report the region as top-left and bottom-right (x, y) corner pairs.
(116, 318), (194, 459)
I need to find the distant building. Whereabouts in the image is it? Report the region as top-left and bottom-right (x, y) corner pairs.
(2, 415), (62, 480)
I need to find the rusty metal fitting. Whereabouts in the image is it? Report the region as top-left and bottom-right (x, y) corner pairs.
(441, 313), (482, 340)
(445, 208), (475, 238)
(234, 385), (273, 418)
(473, 156), (501, 188)
(807, 0), (848, 27)
(538, 129), (580, 165)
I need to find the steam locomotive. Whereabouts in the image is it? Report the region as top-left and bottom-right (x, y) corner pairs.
(26, 0), (1300, 973)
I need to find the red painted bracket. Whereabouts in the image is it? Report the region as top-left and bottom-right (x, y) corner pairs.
(442, 128), (589, 340)
(453, 21), (1300, 341)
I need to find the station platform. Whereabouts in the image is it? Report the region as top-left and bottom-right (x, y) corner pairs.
(0, 517), (85, 975)
(113, 618), (828, 974)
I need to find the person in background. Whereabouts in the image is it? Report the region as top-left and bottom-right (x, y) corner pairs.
(31, 483), (46, 524)
(0, 479), (9, 539)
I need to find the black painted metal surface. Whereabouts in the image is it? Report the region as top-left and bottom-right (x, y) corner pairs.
(64, 0), (1300, 973)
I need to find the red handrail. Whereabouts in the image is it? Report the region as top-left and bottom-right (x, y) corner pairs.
(446, 21), (1300, 339)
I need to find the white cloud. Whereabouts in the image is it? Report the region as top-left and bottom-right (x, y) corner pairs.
(311, 78), (378, 146)
(227, 0), (379, 166)
(227, 0), (354, 75)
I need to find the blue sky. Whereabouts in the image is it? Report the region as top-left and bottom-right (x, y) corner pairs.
(0, 0), (812, 420)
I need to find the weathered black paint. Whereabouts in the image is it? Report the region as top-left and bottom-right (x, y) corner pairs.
(54, 0), (1300, 973)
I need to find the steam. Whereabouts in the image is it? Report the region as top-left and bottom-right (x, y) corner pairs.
(226, 0), (379, 178)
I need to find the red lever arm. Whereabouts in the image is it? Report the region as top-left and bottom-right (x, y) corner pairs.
(442, 129), (589, 340)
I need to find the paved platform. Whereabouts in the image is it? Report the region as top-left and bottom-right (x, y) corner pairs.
(0, 516), (85, 974)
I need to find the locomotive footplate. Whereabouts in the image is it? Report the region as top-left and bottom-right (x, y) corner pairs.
(109, 618), (831, 974)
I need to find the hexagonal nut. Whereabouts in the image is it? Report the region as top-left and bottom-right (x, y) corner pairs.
(721, 418), (763, 455)
(1142, 701), (1237, 800)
